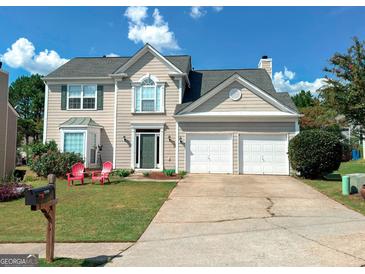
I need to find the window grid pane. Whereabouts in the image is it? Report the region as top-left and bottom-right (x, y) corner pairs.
(83, 98), (95, 109)
(64, 133), (84, 157)
(68, 98), (81, 109)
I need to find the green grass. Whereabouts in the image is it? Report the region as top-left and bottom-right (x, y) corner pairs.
(302, 159), (365, 216)
(0, 177), (176, 242)
(39, 257), (107, 267)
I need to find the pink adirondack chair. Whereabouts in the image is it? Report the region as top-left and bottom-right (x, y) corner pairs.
(66, 162), (85, 187)
(92, 161), (113, 185)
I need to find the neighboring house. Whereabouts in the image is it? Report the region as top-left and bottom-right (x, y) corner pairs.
(43, 44), (300, 175)
(0, 66), (19, 179)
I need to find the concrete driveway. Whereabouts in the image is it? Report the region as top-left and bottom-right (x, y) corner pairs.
(109, 174), (365, 266)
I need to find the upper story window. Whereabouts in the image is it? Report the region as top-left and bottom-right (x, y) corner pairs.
(67, 84), (97, 110)
(133, 76), (164, 113)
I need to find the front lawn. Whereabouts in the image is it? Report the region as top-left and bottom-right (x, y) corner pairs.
(302, 159), (365, 216)
(0, 177), (176, 242)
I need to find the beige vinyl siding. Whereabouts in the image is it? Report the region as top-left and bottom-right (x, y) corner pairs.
(179, 121), (296, 174)
(0, 71), (9, 178)
(5, 106), (17, 175)
(193, 82), (280, 113)
(45, 83), (115, 163)
(115, 51), (179, 169)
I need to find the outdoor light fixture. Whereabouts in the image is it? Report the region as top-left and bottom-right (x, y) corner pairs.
(168, 135), (172, 142)
(122, 136), (127, 142)
(179, 136), (184, 144)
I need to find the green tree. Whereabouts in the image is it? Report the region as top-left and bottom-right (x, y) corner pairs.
(322, 37), (365, 127)
(9, 74), (45, 145)
(291, 90), (318, 108)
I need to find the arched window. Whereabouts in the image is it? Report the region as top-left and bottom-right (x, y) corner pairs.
(134, 76), (164, 112)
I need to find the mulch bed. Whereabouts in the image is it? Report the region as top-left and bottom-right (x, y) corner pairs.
(131, 172), (181, 180)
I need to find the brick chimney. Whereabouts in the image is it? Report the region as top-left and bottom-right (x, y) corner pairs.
(258, 55), (272, 79)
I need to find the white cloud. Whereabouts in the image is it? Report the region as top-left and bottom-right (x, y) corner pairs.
(106, 53), (119, 57)
(124, 6), (180, 52)
(273, 67), (326, 94)
(212, 6), (223, 12)
(0, 38), (68, 75)
(190, 7), (207, 19)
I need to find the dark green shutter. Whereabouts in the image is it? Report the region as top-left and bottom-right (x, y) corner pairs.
(61, 85), (67, 110)
(97, 85), (104, 110)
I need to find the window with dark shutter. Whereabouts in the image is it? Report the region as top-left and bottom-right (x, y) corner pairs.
(61, 85), (67, 110)
(97, 85), (104, 110)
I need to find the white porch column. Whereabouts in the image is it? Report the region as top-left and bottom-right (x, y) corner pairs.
(175, 122), (179, 173)
(160, 127), (164, 170)
(131, 128), (136, 169)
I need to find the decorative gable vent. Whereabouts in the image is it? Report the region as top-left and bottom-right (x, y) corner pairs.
(229, 88), (242, 101)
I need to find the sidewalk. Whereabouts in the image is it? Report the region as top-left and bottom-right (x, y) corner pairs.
(0, 242), (133, 262)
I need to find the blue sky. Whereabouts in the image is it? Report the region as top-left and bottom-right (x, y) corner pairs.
(0, 6), (365, 94)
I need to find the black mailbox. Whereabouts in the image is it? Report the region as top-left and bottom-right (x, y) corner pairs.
(25, 185), (56, 208)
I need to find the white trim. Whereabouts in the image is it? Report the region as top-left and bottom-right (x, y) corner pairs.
(3, 93), (9, 177)
(294, 119), (300, 136)
(134, 131), (163, 169)
(131, 75), (165, 114)
(114, 44), (183, 74)
(42, 83), (49, 144)
(180, 74), (297, 114)
(43, 76), (111, 81)
(66, 84), (97, 111)
(60, 129), (88, 166)
(131, 128), (136, 169)
(175, 122), (179, 173)
(130, 122), (165, 129)
(113, 79), (118, 168)
(178, 78), (182, 104)
(177, 111), (301, 117)
(160, 127), (164, 170)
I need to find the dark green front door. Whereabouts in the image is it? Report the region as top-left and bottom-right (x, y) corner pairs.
(140, 134), (155, 169)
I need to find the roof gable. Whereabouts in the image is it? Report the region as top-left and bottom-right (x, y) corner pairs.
(113, 44), (183, 75)
(179, 73), (297, 114)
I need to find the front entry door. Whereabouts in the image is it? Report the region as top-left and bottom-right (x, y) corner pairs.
(140, 134), (155, 169)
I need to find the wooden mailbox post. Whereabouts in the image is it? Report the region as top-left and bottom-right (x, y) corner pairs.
(25, 174), (58, 262)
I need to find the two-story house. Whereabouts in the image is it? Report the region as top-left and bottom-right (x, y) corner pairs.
(43, 44), (299, 175)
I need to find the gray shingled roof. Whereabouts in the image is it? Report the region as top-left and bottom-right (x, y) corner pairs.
(175, 69), (298, 113)
(60, 117), (103, 128)
(46, 55), (191, 78)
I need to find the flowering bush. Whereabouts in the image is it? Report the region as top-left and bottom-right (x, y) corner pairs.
(29, 141), (83, 177)
(0, 183), (32, 202)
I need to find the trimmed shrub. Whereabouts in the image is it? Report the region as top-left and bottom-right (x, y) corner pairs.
(178, 170), (187, 178)
(114, 168), (131, 178)
(288, 129), (342, 179)
(163, 169), (175, 177)
(143, 172), (150, 177)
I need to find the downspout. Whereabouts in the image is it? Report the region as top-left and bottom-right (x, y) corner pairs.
(42, 82), (49, 144)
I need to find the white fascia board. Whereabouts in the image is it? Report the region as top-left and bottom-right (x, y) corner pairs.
(130, 122), (165, 129)
(114, 44), (182, 74)
(59, 125), (103, 129)
(109, 73), (128, 79)
(169, 72), (191, 88)
(177, 111), (301, 117)
(43, 76), (112, 81)
(180, 74), (297, 115)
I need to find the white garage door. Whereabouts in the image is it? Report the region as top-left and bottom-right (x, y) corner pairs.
(240, 134), (289, 175)
(186, 134), (233, 173)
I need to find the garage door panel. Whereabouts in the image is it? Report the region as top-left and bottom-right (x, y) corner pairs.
(241, 134), (289, 175)
(187, 134), (232, 174)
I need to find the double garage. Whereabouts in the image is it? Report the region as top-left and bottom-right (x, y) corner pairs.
(182, 122), (295, 175)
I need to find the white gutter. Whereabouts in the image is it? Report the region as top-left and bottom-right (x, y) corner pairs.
(113, 80), (118, 169)
(42, 83), (49, 144)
